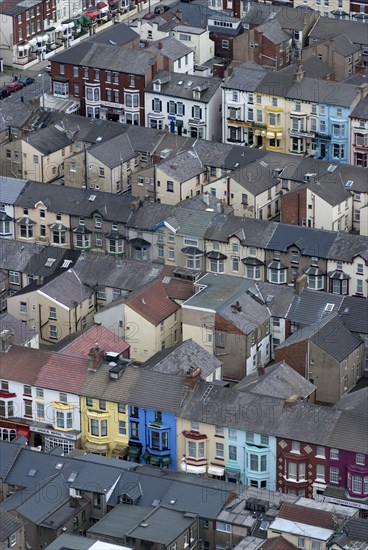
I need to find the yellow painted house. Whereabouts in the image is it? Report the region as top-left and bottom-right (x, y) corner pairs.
(253, 85), (286, 153)
(79, 353), (140, 458)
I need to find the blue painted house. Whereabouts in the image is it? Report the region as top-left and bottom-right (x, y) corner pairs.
(126, 370), (184, 469)
(315, 83), (359, 164)
(225, 428), (277, 489)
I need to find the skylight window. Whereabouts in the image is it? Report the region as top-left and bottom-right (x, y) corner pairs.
(27, 469), (37, 477)
(89, 195), (96, 201)
(345, 180), (354, 188)
(68, 472), (78, 482)
(327, 164), (337, 172)
(55, 463), (63, 470)
(45, 258), (56, 267)
(324, 303), (335, 312)
(61, 260), (73, 268)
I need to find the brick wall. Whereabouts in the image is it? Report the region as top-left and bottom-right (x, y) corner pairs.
(280, 187), (307, 226)
(274, 339), (308, 378)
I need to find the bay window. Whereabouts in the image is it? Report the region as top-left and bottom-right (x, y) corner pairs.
(74, 234), (91, 249)
(186, 255), (201, 270)
(246, 265), (261, 279)
(20, 224), (33, 239)
(248, 453), (267, 472)
(53, 81), (69, 98)
(268, 267), (286, 284)
(352, 475), (362, 494)
(308, 275), (324, 290)
(86, 86), (100, 102)
(125, 93), (139, 108)
(187, 440), (205, 459)
(0, 219), (11, 235)
(55, 410), (73, 429)
(210, 259), (224, 273)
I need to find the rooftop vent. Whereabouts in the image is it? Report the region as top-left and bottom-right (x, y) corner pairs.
(345, 180), (354, 188)
(89, 194), (96, 201)
(260, 160), (268, 167)
(68, 472), (78, 482)
(327, 164), (337, 172)
(139, 523), (149, 528)
(304, 173), (317, 183)
(324, 303), (335, 312)
(55, 463), (63, 470)
(62, 259), (73, 268)
(160, 148), (172, 159)
(27, 469), (37, 477)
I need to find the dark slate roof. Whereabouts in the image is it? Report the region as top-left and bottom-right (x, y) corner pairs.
(286, 289), (344, 325)
(222, 63), (268, 92)
(237, 361), (316, 399)
(231, 151), (297, 196)
(165, 207), (215, 238)
(255, 18), (291, 44)
(88, 133), (136, 168)
(327, 408), (368, 455)
(25, 124), (72, 155)
(331, 32), (361, 56)
(308, 16), (368, 46)
(158, 149), (206, 183)
(52, 43), (158, 74)
(327, 233), (368, 262)
(350, 94), (368, 120)
(147, 36), (193, 60)
(38, 269), (91, 308)
(15, 181), (136, 223)
(0, 508), (23, 541)
(73, 253), (163, 291)
(127, 202), (175, 231)
(218, 290), (269, 335)
(204, 214), (278, 248)
(247, 282), (295, 318)
(128, 369), (186, 414)
(310, 315), (362, 361)
(0, 440), (23, 480)
(0, 177), (29, 205)
(85, 21), (139, 46)
(266, 223), (337, 258)
(339, 296), (368, 335)
(335, 387), (368, 417)
(79, 363), (141, 403)
(0, 312), (37, 345)
(276, 313), (337, 349)
(142, 338), (222, 379)
(146, 71), (222, 103)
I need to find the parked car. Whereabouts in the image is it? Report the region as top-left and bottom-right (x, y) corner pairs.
(18, 75), (35, 86)
(154, 5), (170, 13)
(5, 81), (24, 93)
(0, 88), (11, 99)
(45, 65), (52, 74)
(142, 12), (157, 19)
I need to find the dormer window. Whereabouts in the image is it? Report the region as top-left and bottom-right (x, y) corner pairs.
(153, 81), (161, 92)
(193, 88), (201, 100)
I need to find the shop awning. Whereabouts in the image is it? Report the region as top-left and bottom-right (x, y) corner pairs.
(184, 464), (207, 474)
(161, 456), (171, 466)
(73, 16), (84, 25)
(150, 455), (160, 466)
(81, 15), (91, 25)
(112, 444), (127, 456)
(208, 465), (224, 476)
(127, 445), (141, 458)
(85, 441), (109, 452)
(17, 427), (29, 437)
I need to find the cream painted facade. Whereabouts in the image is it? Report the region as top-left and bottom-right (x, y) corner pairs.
(293, 0), (349, 18)
(359, 203), (368, 236)
(155, 165), (208, 205)
(203, 237), (267, 280)
(284, 98), (317, 157)
(305, 188), (353, 232)
(131, 20), (170, 42)
(327, 255), (368, 297)
(268, 519), (334, 550)
(171, 26), (215, 65)
(7, 283), (96, 345)
(14, 201), (71, 247)
(176, 416), (227, 478)
(123, 305), (181, 363)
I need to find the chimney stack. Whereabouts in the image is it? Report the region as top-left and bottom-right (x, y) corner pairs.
(293, 64), (305, 83)
(294, 272), (308, 295)
(88, 347), (105, 371)
(157, 41), (163, 50)
(36, 276), (44, 286)
(257, 364), (265, 377)
(175, 8), (182, 20)
(0, 330), (14, 352)
(284, 395), (299, 408)
(185, 366), (201, 389)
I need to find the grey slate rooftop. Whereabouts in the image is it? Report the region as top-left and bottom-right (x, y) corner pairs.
(351, 94), (368, 120)
(0, 508), (23, 542)
(247, 282), (295, 318)
(266, 223), (338, 258)
(142, 338), (222, 379)
(147, 70), (222, 103)
(204, 214), (277, 248)
(37, 268), (91, 308)
(183, 273), (254, 312)
(218, 289), (269, 335)
(85, 20), (139, 46)
(88, 132), (137, 168)
(147, 36), (193, 60)
(0, 177), (29, 205)
(158, 149), (206, 183)
(222, 63), (268, 91)
(339, 296), (368, 335)
(286, 289), (345, 326)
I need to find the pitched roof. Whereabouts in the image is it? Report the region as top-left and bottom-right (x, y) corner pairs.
(327, 233), (368, 262)
(88, 133), (136, 168)
(248, 282), (295, 318)
(255, 17), (291, 44)
(38, 269), (91, 309)
(0, 345), (51, 385)
(0, 177), (28, 205)
(260, 538), (297, 550)
(0, 312), (38, 345)
(266, 223), (337, 258)
(157, 149), (206, 183)
(53, 42), (158, 74)
(312, 315), (363, 360)
(277, 502), (340, 530)
(147, 36), (193, 60)
(286, 289), (344, 326)
(339, 296), (368, 334)
(79, 363), (140, 402)
(351, 94), (368, 120)
(146, 71), (222, 103)
(0, 508), (23, 542)
(204, 214), (277, 248)
(126, 277), (180, 325)
(218, 290), (269, 334)
(142, 338), (221, 379)
(59, 325), (129, 357)
(85, 21), (139, 46)
(165, 207), (215, 238)
(222, 63), (268, 91)
(34, 353), (89, 394)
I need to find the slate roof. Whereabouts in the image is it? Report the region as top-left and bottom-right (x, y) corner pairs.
(351, 94), (368, 120)
(286, 289), (344, 326)
(24, 124), (73, 155)
(0, 177), (28, 205)
(126, 277), (180, 325)
(327, 407), (368, 455)
(231, 151), (296, 196)
(158, 149), (206, 183)
(218, 290), (269, 335)
(248, 282), (295, 318)
(147, 36), (193, 60)
(165, 207), (215, 238)
(128, 369), (186, 414)
(332, 518), (368, 547)
(52, 42), (158, 74)
(266, 223), (337, 258)
(255, 18), (291, 44)
(183, 273), (254, 312)
(0, 238), (48, 273)
(222, 63), (268, 92)
(0, 345), (51, 385)
(88, 133), (136, 168)
(339, 296), (368, 334)
(147, 71), (222, 104)
(79, 363), (140, 402)
(238, 361), (316, 399)
(286, 56), (332, 79)
(142, 338), (221, 379)
(127, 202), (175, 231)
(334, 387), (368, 416)
(85, 21), (139, 46)
(73, 253), (162, 291)
(204, 214), (277, 248)
(0, 508), (23, 542)
(37, 268), (91, 308)
(0, 312), (38, 345)
(15, 180), (136, 223)
(59, 325), (129, 357)
(331, 33), (361, 56)
(308, 17), (368, 46)
(327, 233), (368, 262)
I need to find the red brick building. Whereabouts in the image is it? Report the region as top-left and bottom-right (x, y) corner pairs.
(50, 30), (161, 123)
